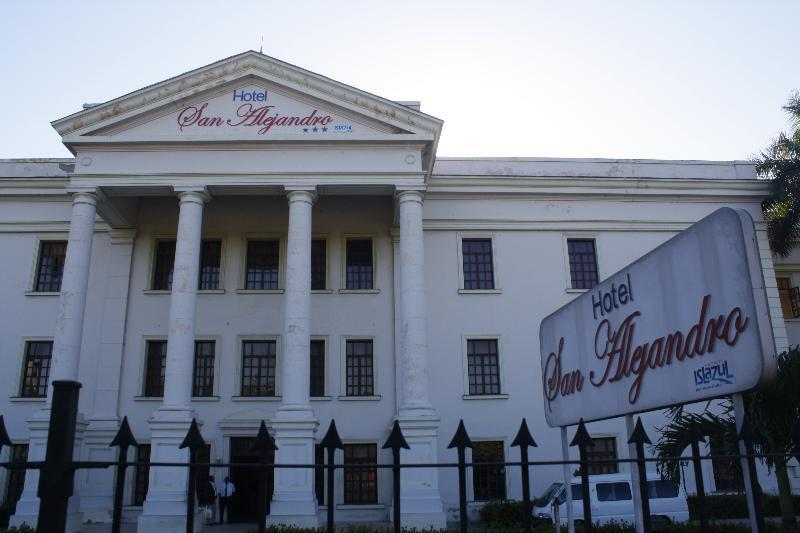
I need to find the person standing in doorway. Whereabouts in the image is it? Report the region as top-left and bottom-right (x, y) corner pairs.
(216, 475), (236, 524)
(204, 475), (217, 524)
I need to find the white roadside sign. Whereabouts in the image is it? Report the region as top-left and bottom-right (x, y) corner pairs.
(540, 208), (777, 427)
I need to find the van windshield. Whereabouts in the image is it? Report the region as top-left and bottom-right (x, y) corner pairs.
(536, 483), (562, 506)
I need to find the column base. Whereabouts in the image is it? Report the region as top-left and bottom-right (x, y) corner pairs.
(138, 406), (199, 533)
(268, 408), (320, 528)
(10, 408), (86, 532)
(396, 410), (447, 530)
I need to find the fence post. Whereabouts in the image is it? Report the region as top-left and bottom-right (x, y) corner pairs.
(737, 413), (766, 533)
(180, 418), (206, 533)
(688, 418), (710, 533)
(321, 420), (344, 533)
(110, 417), (137, 533)
(511, 418), (537, 533)
(252, 420), (278, 533)
(570, 418), (593, 533)
(383, 420), (409, 533)
(448, 420), (473, 533)
(627, 417), (652, 533)
(37, 380), (81, 532)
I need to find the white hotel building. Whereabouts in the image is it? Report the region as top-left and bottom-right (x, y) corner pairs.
(0, 51), (796, 531)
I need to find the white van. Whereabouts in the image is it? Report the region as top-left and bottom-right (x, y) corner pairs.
(532, 473), (690, 526)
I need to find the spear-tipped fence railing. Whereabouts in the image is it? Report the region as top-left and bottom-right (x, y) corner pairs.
(0, 381), (792, 533)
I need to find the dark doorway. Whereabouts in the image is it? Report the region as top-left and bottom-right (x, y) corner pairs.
(229, 437), (274, 523)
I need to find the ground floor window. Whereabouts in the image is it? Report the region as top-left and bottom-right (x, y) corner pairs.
(586, 436), (618, 475)
(4, 444), (28, 513)
(343, 444), (377, 504)
(133, 444), (151, 506)
(472, 441), (506, 501)
(315, 444), (325, 506)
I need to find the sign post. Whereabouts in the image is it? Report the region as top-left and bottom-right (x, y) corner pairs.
(539, 208), (777, 531)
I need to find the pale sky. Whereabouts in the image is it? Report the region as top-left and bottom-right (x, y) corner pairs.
(1, 0), (797, 161)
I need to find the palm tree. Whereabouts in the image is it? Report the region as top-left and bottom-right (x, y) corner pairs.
(759, 92), (800, 257)
(651, 347), (800, 532)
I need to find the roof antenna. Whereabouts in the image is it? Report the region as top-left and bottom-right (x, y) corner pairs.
(259, 35), (263, 54)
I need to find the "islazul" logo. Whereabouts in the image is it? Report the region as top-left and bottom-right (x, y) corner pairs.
(694, 359), (733, 392)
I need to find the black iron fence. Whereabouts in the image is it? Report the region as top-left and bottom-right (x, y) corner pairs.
(0, 381), (796, 533)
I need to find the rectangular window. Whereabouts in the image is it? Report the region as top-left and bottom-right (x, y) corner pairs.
(4, 444), (28, 513)
(151, 240), (176, 290)
(647, 479), (679, 499)
(20, 341), (52, 398)
(241, 340), (277, 396)
(143, 340), (167, 397)
(34, 241), (67, 292)
(467, 339), (500, 396)
(315, 444), (325, 506)
(345, 340), (374, 396)
(133, 444), (151, 506)
(193, 341), (215, 397)
(567, 238), (599, 290)
(310, 340), (325, 397)
(343, 444), (378, 504)
(345, 238), (373, 290)
(777, 277), (800, 319)
(586, 436), (618, 475)
(199, 240), (222, 290)
(152, 239), (221, 291)
(472, 441), (506, 501)
(462, 238), (495, 290)
(311, 239), (327, 291)
(245, 240), (280, 290)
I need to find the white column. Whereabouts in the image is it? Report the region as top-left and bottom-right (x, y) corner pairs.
(395, 190), (446, 529)
(268, 188), (320, 528)
(11, 190), (98, 532)
(139, 189), (207, 533)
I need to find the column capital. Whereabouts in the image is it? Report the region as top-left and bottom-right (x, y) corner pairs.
(286, 188), (317, 204)
(65, 187), (101, 205)
(174, 187), (210, 204)
(396, 189), (425, 204)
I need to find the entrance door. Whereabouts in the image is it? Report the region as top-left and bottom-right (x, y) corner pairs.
(229, 437), (274, 523)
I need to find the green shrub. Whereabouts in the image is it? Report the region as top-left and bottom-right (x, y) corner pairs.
(687, 493), (800, 519)
(478, 500), (526, 529)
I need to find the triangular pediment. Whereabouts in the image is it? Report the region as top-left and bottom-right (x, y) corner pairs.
(53, 51), (442, 147)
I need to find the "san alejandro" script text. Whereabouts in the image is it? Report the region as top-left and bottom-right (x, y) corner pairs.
(542, 294), (749, 410)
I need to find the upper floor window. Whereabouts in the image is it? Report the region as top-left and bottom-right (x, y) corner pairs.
(586, 436), (618, 475)
(20, 340), (52, 398)
(567, 238), (598, 290)
(472, 441), (506, 501)
(467, 339), (501, 396)
(777, 277), (800, 319)
(199, 240), (222, 290)
(151, 239), (221, 291)
(345, 238), (373, 290)
(34, 241), (67, 292)
(345, 339), (374, 396)
(193, 340), (215, 397)
(241, 340), (277, 397)
(462, 238), (495, 290)
(310, 340), (325, 397)
(245, 240), (280, 290)
(311, 239), (327, 291)
(343, 443), (378, 504)
(143, 340), (167, 397)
